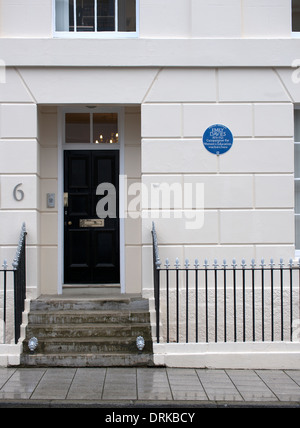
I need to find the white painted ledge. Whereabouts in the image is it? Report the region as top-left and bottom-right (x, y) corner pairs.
(154, 342), (300, 370)
(0, 39), (299, 67)
(0, 343), (22, 367)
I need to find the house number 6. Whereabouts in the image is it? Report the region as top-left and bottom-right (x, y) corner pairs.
(13, 183), (25, 202)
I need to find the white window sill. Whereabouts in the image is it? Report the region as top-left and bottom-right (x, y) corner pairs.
(53, 31), (139, 39)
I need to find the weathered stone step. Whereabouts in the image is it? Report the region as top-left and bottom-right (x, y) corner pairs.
(21, 294), (153, 367)
(23, 336), (153, 354)
(30, 297), (149, 312)
(20, 352), (155, 368)
(28, 310), (150, 325)
(25, 323), (152, 339)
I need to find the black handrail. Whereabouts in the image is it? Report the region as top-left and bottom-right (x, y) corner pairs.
(1, 223), (27, 345)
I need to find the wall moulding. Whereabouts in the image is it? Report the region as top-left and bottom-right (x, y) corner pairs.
(0, 39), (300, 68)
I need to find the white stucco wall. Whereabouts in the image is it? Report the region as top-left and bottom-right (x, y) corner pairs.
(0, 0), (293, 39)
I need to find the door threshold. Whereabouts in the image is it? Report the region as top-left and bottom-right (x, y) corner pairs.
(63, 284), (120, 289)
(62, 285), (121, 296)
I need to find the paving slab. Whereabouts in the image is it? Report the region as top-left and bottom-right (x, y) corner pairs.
(0, 367), (299, 407)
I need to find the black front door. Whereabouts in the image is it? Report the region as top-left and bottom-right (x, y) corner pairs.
(64, 150), (120, 284)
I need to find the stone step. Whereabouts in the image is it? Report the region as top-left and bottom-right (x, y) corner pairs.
(23, 336), (153, 354)
(25, 323), (152, 339)
(20, 352), (155, 368)
(30, 297), (149, 312)
(21, 294), (154, 367)
(28, 310), (150, 325)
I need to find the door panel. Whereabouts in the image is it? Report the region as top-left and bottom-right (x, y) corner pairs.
(64, 150), (120, 284)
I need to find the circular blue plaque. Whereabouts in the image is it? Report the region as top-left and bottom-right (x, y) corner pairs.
(203, 124), (233, 155)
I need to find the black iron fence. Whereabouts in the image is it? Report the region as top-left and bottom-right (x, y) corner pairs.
(152, 223), (300, 345)
(1, 223), (27, 345)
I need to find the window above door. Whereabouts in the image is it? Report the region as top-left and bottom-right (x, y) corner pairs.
(54, 0), (138, 38)
(65, 112), (119, 145)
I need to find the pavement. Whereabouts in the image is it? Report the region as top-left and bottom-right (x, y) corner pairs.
(0, 367), (299, 408)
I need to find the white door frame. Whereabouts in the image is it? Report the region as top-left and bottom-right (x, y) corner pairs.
(57, 106), (125, 294)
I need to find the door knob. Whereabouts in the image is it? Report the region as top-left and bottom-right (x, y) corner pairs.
(68, 221), (72, 226)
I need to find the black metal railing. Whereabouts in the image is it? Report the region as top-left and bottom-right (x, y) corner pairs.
(152, 223), (300, 345)
(1, 223), (27, 345)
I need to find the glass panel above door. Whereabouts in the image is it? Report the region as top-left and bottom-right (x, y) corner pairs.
(65, 112), (119, 145)
(65, 113), (90, 143)
(93, 113), (118, 144)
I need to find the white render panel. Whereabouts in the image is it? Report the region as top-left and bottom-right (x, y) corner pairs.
(183, 245), (256, 266)
(142, 175), (183, 210)
(0, 104), (37, 139)
(220, 210), (295, 244)
(142, 140), (218, 173)
(183, 104), (253, 138)
(142, 211), (218, 245)
(0, 140), (39, 174)
(0, 0), (52, 38)
(0, 175), (39, 210)
(0, 68), (33, 103)
(142, 104), (182, 138)
(145, 69), (217, 103)
(219, 139), (294, 174)
(254, 175), (294, 209)
(218, 69), (291, 102)
(183, 175), (253, 209)
(41, 213), (58, 246)
(255, 245), (296, 263)
(274, 68), (300, 104)
(242, 0), (291, 38)
(18, 68), (159, 104)
(254, 103), (294, 137)
(140, 0), (190, 39)
(0, 211), (39, 246)
(191, 0), (242, 38)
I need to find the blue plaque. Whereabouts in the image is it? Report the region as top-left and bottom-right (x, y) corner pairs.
(203, 124), (233, 155)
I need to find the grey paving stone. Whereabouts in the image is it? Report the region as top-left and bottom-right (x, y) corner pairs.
(0, 368), (45, 400)
(167, 368), (208, 401)
(196, 369), (243, 401)
(31, 368), (76, 400)
(137, 368), (172, 401)
(226, 370), (278, 402)
(102, 368), (137, 400)
(256, 370), (300, 402)
(67, 368), (106, 399)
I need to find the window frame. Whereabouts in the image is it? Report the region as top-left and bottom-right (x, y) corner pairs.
(292, 0), (300, 37)
(53, 0), (139, 38)
(62, 108), (121, 149)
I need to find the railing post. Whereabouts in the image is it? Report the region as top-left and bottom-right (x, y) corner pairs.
(204, 259), (209, 343)
(195, 259), (200, 343)
(151, 222), (161, 344)
(289, 259), (294, 342)
(165, 258), (170, 344)
(175, 258), (180, 343)
(232, 259), (237, 342)
(213, 259), (218, 343)
(222, 259), (228, 343)
(2, 260), (8, 344)
(270, 258), (275, 342)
